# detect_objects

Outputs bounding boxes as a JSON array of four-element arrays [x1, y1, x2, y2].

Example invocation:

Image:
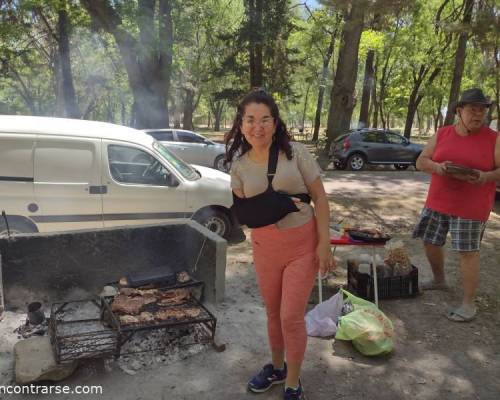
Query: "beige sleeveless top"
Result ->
[[230, 142, 321, 229]]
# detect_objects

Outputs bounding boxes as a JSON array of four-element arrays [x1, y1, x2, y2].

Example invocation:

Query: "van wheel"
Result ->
[[0, 220, 38, 238], [194, 210, 231, 239], [214, 155, 228, 172]]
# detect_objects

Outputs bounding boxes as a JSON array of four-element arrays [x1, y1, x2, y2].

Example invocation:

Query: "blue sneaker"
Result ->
[[284, 381, 306, 400], [247, 363, 287, 393]]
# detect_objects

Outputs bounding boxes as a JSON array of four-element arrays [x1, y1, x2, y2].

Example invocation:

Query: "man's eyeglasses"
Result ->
[[242, 116, 274, 127]]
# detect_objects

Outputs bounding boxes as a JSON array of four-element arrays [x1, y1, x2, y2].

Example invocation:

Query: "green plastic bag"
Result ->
[[335, 290, 394, 356], [341, 289, 377, 309]]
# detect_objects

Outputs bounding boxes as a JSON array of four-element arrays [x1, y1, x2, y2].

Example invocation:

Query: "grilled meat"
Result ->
[[155, 307, 201, 321], [120, 287, 140, 296], [138, 311, 155, 323], [112, 295, 153, 315], [183, 307, 201, 318], [119, 315, 139, 325]]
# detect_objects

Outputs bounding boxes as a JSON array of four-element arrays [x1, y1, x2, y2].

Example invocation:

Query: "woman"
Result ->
[[414, 88, 500, 322], [226, 89, 336, 400]]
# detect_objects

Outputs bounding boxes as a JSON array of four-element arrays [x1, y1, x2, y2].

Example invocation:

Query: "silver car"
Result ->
[[143, 129, 227, 172]]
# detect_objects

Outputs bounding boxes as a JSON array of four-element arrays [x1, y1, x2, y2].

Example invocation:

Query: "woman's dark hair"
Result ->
[[225, 89, 292, 163]]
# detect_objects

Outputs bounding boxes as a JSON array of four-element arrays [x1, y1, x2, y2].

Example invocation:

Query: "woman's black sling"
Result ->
[[231, 143, 311, 228]]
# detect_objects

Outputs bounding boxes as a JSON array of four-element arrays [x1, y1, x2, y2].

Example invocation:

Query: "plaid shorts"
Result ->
[[412, 208, 486, 251]]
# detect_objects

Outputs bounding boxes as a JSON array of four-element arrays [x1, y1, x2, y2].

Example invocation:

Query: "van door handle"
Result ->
[[89, 185, 107, 194]]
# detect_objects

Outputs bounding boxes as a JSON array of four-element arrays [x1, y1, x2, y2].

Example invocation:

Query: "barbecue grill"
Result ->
[[103, 294, 217, 356], [49, 270, 221, 363], [102, 273, 219, 355], [49, 298, 119, 363]]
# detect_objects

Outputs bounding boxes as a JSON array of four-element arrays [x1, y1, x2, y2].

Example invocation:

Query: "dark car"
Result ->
[[329, 129, 424, 171]]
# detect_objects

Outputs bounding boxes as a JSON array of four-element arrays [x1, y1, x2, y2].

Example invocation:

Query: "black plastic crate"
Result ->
[[347, 262, 420, 300]]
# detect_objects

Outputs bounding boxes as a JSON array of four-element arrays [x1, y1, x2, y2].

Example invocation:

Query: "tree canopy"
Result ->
[[0, 0, 498, 137]]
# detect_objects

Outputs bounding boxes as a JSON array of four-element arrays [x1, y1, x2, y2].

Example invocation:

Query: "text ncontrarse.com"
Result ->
[[0, 385, 103, 395]]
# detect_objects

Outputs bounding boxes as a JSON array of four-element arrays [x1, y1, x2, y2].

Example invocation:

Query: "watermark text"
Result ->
[[0, 385, 103, 395]]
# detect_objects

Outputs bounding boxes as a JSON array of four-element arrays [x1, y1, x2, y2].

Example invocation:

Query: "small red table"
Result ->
[[319, 234, 388, 306]]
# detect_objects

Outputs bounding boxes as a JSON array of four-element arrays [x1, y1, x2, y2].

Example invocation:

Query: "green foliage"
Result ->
[[0, 0, 497, 130]]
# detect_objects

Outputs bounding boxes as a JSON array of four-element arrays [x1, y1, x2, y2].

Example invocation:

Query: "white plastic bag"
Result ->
[[305, 291, 343, 337]]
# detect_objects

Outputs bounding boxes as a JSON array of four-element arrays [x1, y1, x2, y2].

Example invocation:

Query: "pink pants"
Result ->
[[251, 218, 319, 364]]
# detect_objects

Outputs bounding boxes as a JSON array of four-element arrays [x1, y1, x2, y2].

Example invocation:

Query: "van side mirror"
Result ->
[[165, 173, 179, 187]]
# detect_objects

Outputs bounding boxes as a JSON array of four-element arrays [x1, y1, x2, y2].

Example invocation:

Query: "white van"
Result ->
[[0, 116, 237, 239]]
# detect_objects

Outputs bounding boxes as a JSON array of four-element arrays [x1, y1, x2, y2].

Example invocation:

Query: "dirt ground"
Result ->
[[1, 168, 500, 399]]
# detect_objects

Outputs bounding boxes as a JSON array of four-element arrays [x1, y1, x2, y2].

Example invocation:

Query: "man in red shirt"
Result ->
[[414, 88, 500, 322]]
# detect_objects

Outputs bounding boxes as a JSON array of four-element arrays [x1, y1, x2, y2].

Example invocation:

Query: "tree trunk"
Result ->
[[159, 0, 174, 127], [444, 0, 474, 125], [435, 94, 445, 130], [312, 20, 339, 142], [214, 104, 224, 132], [325, 3, 365, 153], [106, 100, 114, 122], [486, 102, 494, 126], [312, 80, 327, 142], [301, 83, 311, 137], [434, 110, 439, 132], [130, 101, 137, 127], [214, 113, 220, 132], [182, 89, 194, 130], [358, 49, 374, 128], [404, 67, 441, 138], [404, 88, 419, 138], [416, 108, 422, 133], [247, 0, 264, 88], [371, 58, 378, 128], [172, 89, 181, 128], [377, 19, 401, 132], [493, 37, 500, 128], [53, 52, 65, 116], [81, 0, 173, 129], [57, 5, 80, 118], [121, 100, 127, 125]]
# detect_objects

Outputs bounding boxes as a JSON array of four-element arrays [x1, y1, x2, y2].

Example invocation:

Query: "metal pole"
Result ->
[[318, 271, 323, 304], [372, 246, 379, 307]]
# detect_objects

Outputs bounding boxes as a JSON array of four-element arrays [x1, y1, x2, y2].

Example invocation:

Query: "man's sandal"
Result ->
[[446, 306, 477, 322]]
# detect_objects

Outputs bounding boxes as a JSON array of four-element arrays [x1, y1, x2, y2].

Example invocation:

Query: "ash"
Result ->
[[57, 320, 111, 337], [55, 300, 101, 322], [115, 325, 209, 374]]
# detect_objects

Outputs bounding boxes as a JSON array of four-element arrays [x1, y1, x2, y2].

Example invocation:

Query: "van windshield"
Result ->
[[153, 141, 199, 181]]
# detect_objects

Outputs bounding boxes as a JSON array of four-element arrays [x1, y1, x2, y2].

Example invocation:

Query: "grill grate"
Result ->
[[102, 281, 217, 356], [49, 275, 219, 362], [103, 296, 216, 333], [49, 298, 119, 363]]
